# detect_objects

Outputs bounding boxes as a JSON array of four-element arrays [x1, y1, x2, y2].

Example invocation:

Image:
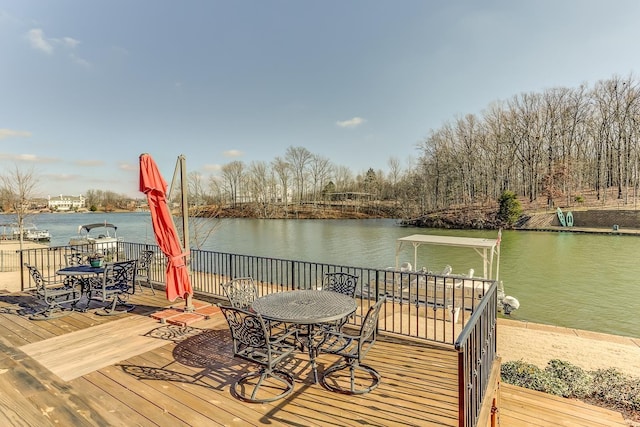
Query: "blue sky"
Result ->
[[2, 1, 640, 198]]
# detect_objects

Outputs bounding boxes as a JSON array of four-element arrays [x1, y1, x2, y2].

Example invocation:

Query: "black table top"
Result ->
[[57, 265, 105, 275], [252, 290, 357, 324]]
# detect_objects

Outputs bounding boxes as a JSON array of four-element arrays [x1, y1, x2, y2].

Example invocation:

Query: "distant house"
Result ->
[[48, 194, 86, 211]]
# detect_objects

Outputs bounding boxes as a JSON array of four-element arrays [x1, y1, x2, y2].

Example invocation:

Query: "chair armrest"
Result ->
[[269, 325, 298, 344]]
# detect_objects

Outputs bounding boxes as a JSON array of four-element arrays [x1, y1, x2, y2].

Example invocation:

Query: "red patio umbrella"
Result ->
[[139, 153, 193, 303]]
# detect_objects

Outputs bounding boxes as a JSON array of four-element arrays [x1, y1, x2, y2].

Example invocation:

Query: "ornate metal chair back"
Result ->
[[24, 263, 45, 286], [135, 250, 156, 294], [322, 272, 358, 298], [103, 259, 137, 295], [65, 252, 88, 266], [221, 277, 259, 309], [357, 297, 386, 362], [219, 305, 270, 363], [137, 250, 154, 270]]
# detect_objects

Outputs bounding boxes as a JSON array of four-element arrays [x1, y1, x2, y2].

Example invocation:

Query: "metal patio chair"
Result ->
[[316, 272, 359, 333], [88, 259, 137, 315], [318, 297, 386, 395], [221, 277, 288, 335], [135, 250, 156, 295], [219, 305, 297, 403], [321, 272, 359, 298], [64, 251, 90, 266], [221, 277, 259, 309], [24, 263, 82, 320]]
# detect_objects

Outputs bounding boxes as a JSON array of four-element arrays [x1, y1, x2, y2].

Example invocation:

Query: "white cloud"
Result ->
[[119, 162, 137, 171], [0, 129, 32, 139], [61, 37, 80, 48], [70, 53, 91, 68], [204, 164, 222, 172], [74, 159, 103, 167], [0, 153, 58, 163], [26, 29, 91, 67], [223, 149, 243, 158], [27, 28, 53, 54], [336, 117, 366, 128]]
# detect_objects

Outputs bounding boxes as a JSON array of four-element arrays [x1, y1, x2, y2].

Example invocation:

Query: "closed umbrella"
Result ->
[[139, 153, 193, 304]]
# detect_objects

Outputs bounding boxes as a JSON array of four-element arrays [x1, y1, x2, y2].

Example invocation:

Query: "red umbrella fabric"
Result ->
[[139, 153, 193, 302]]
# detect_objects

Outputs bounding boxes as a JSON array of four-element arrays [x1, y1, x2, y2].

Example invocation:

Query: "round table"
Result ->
[[57, 265, 105, 309], [252, 290, 357, 383], [252, 289, 357, 324]]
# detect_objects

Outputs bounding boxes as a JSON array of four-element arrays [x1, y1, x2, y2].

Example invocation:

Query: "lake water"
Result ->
[[15, 212, 640, 338]]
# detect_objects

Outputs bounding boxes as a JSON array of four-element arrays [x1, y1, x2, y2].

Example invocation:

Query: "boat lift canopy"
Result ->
[[79, 223, 117, 233], [395, 234, 501, 280]]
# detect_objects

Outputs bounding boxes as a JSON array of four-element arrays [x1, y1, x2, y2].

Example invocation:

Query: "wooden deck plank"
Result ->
[[18, 315, 167, 381], [0, 290, 630, 427], [499, 383, 627, 426]]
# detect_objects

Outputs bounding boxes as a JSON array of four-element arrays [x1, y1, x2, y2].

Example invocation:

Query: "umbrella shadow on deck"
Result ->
[[120, 328, 243, 391], [120, 327, 311, 394]]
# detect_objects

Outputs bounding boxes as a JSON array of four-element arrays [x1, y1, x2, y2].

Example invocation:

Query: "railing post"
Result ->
[[458, 349, 466, 426], [19, 250, 25, 291], [229, 254, 234, 281]]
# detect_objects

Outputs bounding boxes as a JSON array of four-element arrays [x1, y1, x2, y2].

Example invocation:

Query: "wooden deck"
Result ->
[[0, 288, 627, 426]]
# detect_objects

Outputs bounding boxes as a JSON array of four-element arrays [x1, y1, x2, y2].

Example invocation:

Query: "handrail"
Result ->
[[454, 282, 498, 427]]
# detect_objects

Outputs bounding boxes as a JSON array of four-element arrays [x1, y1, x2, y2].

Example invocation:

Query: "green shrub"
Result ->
[[497, 191, 522, 226], [545, 359, 591, 398], [574, 195, 585, 203], [591, 368, 640, 412], [500, 360, 567, 395], [502, 360, 640, 417]]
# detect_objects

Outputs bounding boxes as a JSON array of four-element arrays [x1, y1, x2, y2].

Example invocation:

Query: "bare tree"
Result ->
[[285, 146, 312, 204], [247, 160, 272, 217], [221, 161, 245, 207], [188, 171, 220, 249], [332, 165, 354, 192], [308, 154, 331, 205], [0, 165, 39, 251], [271, 156, 291, 214]]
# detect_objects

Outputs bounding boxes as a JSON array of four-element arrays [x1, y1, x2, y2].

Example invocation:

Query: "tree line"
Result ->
[[416, 73, 640, 211], [186, 73, 640, 219]]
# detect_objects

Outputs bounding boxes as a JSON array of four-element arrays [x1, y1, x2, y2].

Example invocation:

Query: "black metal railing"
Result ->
[[454, 283, 498, 427], [17, 241, 498, 426]]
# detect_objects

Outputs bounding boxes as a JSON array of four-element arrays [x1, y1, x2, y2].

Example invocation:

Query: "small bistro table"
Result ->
[[56, 265, 105, 310], [251, 289, 357, 383]]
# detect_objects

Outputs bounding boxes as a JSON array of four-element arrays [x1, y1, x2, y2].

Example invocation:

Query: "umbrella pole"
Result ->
[[185, 293, 193, 312], [175, 155, 194, 312]]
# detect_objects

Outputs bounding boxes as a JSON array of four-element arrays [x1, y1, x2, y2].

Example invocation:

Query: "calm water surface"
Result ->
[[18, 212, 640, 338]]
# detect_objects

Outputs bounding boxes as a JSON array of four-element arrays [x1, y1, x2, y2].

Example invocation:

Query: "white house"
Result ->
[[48, 194, 86, 211]]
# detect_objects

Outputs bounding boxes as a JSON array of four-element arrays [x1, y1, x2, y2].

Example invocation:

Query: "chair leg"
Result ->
[[147, 276, 155, 295], [231, 369, 294, 403], [96, 295, 135, 316], [136, 276, 155, 295], [321, 361, 381, 395]]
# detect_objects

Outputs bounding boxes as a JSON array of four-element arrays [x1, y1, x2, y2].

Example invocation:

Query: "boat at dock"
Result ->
[[0, 223, 51, 242], [69, 222, 123, 254], [389, 232, 520, 315]]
